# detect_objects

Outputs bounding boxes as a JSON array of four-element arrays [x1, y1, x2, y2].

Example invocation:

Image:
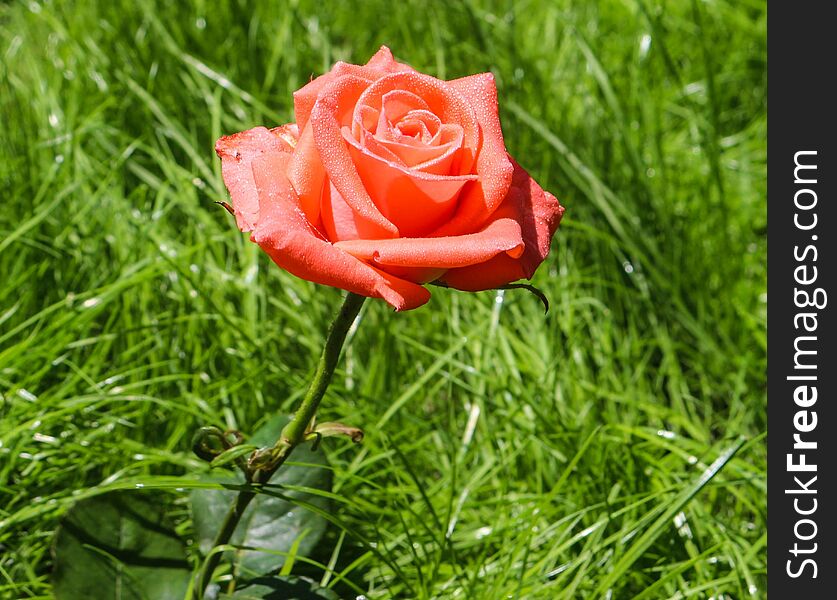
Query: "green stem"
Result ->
[[193, 292, 366, 599]]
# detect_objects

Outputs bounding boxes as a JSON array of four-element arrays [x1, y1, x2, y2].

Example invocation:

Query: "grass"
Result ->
[[0, 0, 766, 598]]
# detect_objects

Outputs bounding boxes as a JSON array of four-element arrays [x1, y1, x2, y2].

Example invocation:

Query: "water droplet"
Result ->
[[18, 389, 37, 402], [195, 17, 207, 29], [639, 34, 652, 58], [55, 154, 64, 164], [48, 113, 60, 127], [82, 297, 101, 308], [622, 261, 634, 274], [656, 429, 675, 439], [243, 264, 258, 284], [89, 69, 108, 92], [135, 483, 145, 489]]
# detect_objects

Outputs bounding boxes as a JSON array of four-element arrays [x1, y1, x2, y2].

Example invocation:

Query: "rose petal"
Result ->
[[378, 90, 433, 128], [319, 180, 396, 242], [354, 104, 380, 135], [293, 65, 374, 132], [374, 136, 454, 171], [334, 217, 524, 269], [215, 126, 296, 232], [439, 158, 564, 290], [364, 45, 413, 72], [294, 46, 414, 131], [249, 151, 430, 310], [369, 125, 458, 170], [401, 124, 464, 175], [310, 75, 400, 238], [286, 122, 325, 225], [354, 71, 480, 175], [431, 73, 514, 237], [438, 253, 528, 291], [343, 129, 476, 237], [510, 164, 564, 278]]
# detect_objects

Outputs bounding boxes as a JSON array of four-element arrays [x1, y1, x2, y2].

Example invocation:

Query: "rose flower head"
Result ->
[[216, 46, 564, 310]]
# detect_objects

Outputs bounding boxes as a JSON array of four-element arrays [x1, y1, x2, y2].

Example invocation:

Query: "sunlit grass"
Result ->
[[1, 0, 765, 597]]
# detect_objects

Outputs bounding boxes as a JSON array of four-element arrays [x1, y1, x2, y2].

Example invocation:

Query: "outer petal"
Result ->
[[310, 75, 400, 238], [334, 217, 524, 269], [431, 73, 514, 237], [439, 158, 564, 291], [248, 151, 430, 310], [215, 126, 296, 232], [364, 45, 414, 72]]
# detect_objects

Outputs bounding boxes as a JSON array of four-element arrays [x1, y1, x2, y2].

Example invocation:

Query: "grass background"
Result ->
[[0, 0, 766, 598]]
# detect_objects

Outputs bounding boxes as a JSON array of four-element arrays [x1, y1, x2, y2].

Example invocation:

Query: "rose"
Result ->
[[216, 46, 564, 311]]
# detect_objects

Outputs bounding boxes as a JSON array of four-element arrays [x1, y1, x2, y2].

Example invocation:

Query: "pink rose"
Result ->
[[216, 46, 564, 310]]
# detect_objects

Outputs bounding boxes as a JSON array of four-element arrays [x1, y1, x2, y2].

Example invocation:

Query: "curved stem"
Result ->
[[278, 291, 366, 447], [193, 292, 366, 599]]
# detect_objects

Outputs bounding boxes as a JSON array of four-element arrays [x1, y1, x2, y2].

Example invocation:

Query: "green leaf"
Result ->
[[210, 444, 258, 469], [219, 576, 339, 599], [52, 491, 191, 600], [191, 415, 332, 576]]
